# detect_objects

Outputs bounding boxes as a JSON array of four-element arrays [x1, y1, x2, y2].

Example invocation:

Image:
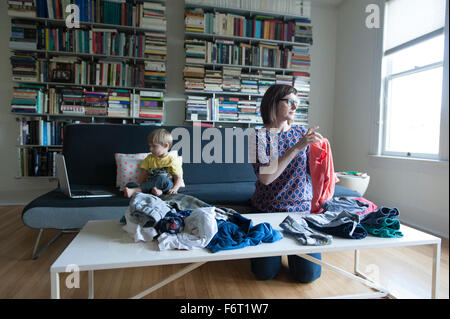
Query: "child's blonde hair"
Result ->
[[148, 129, 173, 148]]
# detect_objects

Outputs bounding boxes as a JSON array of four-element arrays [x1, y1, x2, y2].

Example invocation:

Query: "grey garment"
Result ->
[[322, 197, 369, 215], [160, 193, 211, 211], [303, 210, 361, 237], [148, 167, 172, 180], [280, 215, 332, 246], [129, 192, 172, 227]]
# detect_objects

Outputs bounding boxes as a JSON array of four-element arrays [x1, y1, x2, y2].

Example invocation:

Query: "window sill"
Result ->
[[368, 154, 449, 168]]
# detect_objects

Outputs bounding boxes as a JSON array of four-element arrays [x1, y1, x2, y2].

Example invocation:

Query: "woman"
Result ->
[[250, 84, 323, 282]]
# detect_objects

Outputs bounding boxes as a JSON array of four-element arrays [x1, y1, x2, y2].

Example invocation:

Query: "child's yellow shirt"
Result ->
[[140, 153, 183, 176]]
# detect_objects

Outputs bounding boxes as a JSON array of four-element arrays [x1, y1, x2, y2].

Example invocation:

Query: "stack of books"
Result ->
[[294, 18, 313, 45], [11, 85, 43, 114], [294, 108, 308, 124], [11, 53, 37, 82], [276, 74, 293, 86], [184, 9, 204, 32], [222, 67, 241, 92], [143, 61, 166, 87], [293, 71, 310, 108], [9, 19, 37, 51], [8, 0, 36, 18], [241, 72, 259, 94], [140, 1, 166, 31], [185, 39, 206, 64], [204, 70, 222, 92], [289, 45, 310, 71], [185, 95, 208, 121], [218, 97, 239, 121], [84, 91, 108, 115], [139, 91, 163, 121], [60, 88, 85, 115], [237, 98, 262, 123], [108, 90, 130, 117], [184, 66, 205, 91], [258, 70, 276, 94], [144, 32, 167, 60]]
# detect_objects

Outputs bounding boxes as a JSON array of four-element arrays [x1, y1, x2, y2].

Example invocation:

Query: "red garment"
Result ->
[[309, 138, 338, 214], [354, 197, 378, 216]]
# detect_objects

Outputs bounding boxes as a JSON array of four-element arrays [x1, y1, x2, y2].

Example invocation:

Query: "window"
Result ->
[[380, 0, 447, 159]]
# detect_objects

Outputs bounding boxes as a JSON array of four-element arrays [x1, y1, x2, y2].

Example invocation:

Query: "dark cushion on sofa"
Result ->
[[179, 182, 255, 206]]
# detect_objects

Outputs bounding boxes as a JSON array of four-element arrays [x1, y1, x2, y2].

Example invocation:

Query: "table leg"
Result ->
[[88, 270, 94, 299], [50, 272, 60, 299], [354, 249, 360, 274], [432, 242, 441, 299]]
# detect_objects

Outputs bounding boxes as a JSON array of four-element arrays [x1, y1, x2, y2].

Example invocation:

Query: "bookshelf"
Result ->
[[183, 0, 312, 127], [8, 0, 167, 178]]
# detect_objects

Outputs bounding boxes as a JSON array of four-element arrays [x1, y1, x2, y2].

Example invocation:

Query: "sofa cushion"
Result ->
[[179, 182, 255, 206]]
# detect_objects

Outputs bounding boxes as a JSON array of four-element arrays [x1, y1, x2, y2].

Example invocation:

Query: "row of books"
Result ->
[[19, 119, 67, 145], [10, 19, 167, 59], [12, 86, 164, 120], [20, 147, 60, 177], [185, 9, 311, 44], [184, 65, 310, 97], [8, 0, 167, 31], [185, 0, 311, 18], [10, 54, 166, 89], [186, 95, 262, 123], [185, 39, 310, 70]]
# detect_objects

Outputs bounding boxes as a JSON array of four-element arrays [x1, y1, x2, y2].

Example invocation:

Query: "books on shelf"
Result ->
[[11, 52, 37, 82], [138, 90, 163, 120], [9, 19, 37, 51], [11, 84, 44, 113], [19, 118, 66, 146], [185, 8, 312, 44], [8, 0, 36, 18], [185, 0, 311, 18], [108, 90, 130, 117], [140, 1, 167, 31], [20, 147, 60, 177], [188, 38, 293, 69]]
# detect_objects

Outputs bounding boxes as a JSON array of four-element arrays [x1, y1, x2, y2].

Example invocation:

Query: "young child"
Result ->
[[124, 128, 184, 198]]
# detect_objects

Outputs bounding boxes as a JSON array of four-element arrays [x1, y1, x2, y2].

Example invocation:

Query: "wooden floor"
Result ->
[[0, 206, 448, 299]]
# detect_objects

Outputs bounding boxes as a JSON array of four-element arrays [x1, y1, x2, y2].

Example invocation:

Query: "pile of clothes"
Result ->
[[121, 192, 283, 252], [280, 197, 403, 246]]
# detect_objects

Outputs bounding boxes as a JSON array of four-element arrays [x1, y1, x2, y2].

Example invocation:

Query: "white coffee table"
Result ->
[[50, 213, 441, 299]]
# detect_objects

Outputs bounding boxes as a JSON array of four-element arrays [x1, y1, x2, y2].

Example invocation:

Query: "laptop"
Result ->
[[56, 154, 116, 199]]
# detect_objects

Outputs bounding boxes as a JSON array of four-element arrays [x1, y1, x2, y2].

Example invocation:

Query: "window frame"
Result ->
[[380, 28, 446, 160]]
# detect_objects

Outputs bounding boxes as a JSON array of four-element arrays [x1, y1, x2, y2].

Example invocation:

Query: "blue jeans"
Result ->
[[250, 253, 322, 283], [126, 174, 173, 194]]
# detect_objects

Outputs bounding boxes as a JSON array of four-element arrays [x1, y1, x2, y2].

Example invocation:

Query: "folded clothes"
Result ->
[[321, 197, 377, 217], [280, 215, 332, 246], [304, 210, 368, 239], [360, 207, 403, 238]]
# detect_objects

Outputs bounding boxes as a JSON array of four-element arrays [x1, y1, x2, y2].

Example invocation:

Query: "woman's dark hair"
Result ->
[[259, 84, 297, 124]]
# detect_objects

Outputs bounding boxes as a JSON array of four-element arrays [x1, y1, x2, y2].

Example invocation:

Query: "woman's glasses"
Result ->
[[279, 98, 300, 108]]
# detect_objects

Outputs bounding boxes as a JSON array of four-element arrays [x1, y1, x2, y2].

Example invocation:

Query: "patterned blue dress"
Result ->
[[251, 125, 313, 213]]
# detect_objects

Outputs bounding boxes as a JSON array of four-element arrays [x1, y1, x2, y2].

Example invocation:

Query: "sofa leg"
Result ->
[[32, 228, 78, 260], [32, 229, 64, 260]]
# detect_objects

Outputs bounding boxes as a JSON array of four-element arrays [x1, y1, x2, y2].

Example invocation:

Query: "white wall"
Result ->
[[333, 0, 449, 237], [0, 1, 339, 204]]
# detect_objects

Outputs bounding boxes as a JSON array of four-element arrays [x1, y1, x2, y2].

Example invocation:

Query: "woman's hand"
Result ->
[[295, 126, 323, 151]]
